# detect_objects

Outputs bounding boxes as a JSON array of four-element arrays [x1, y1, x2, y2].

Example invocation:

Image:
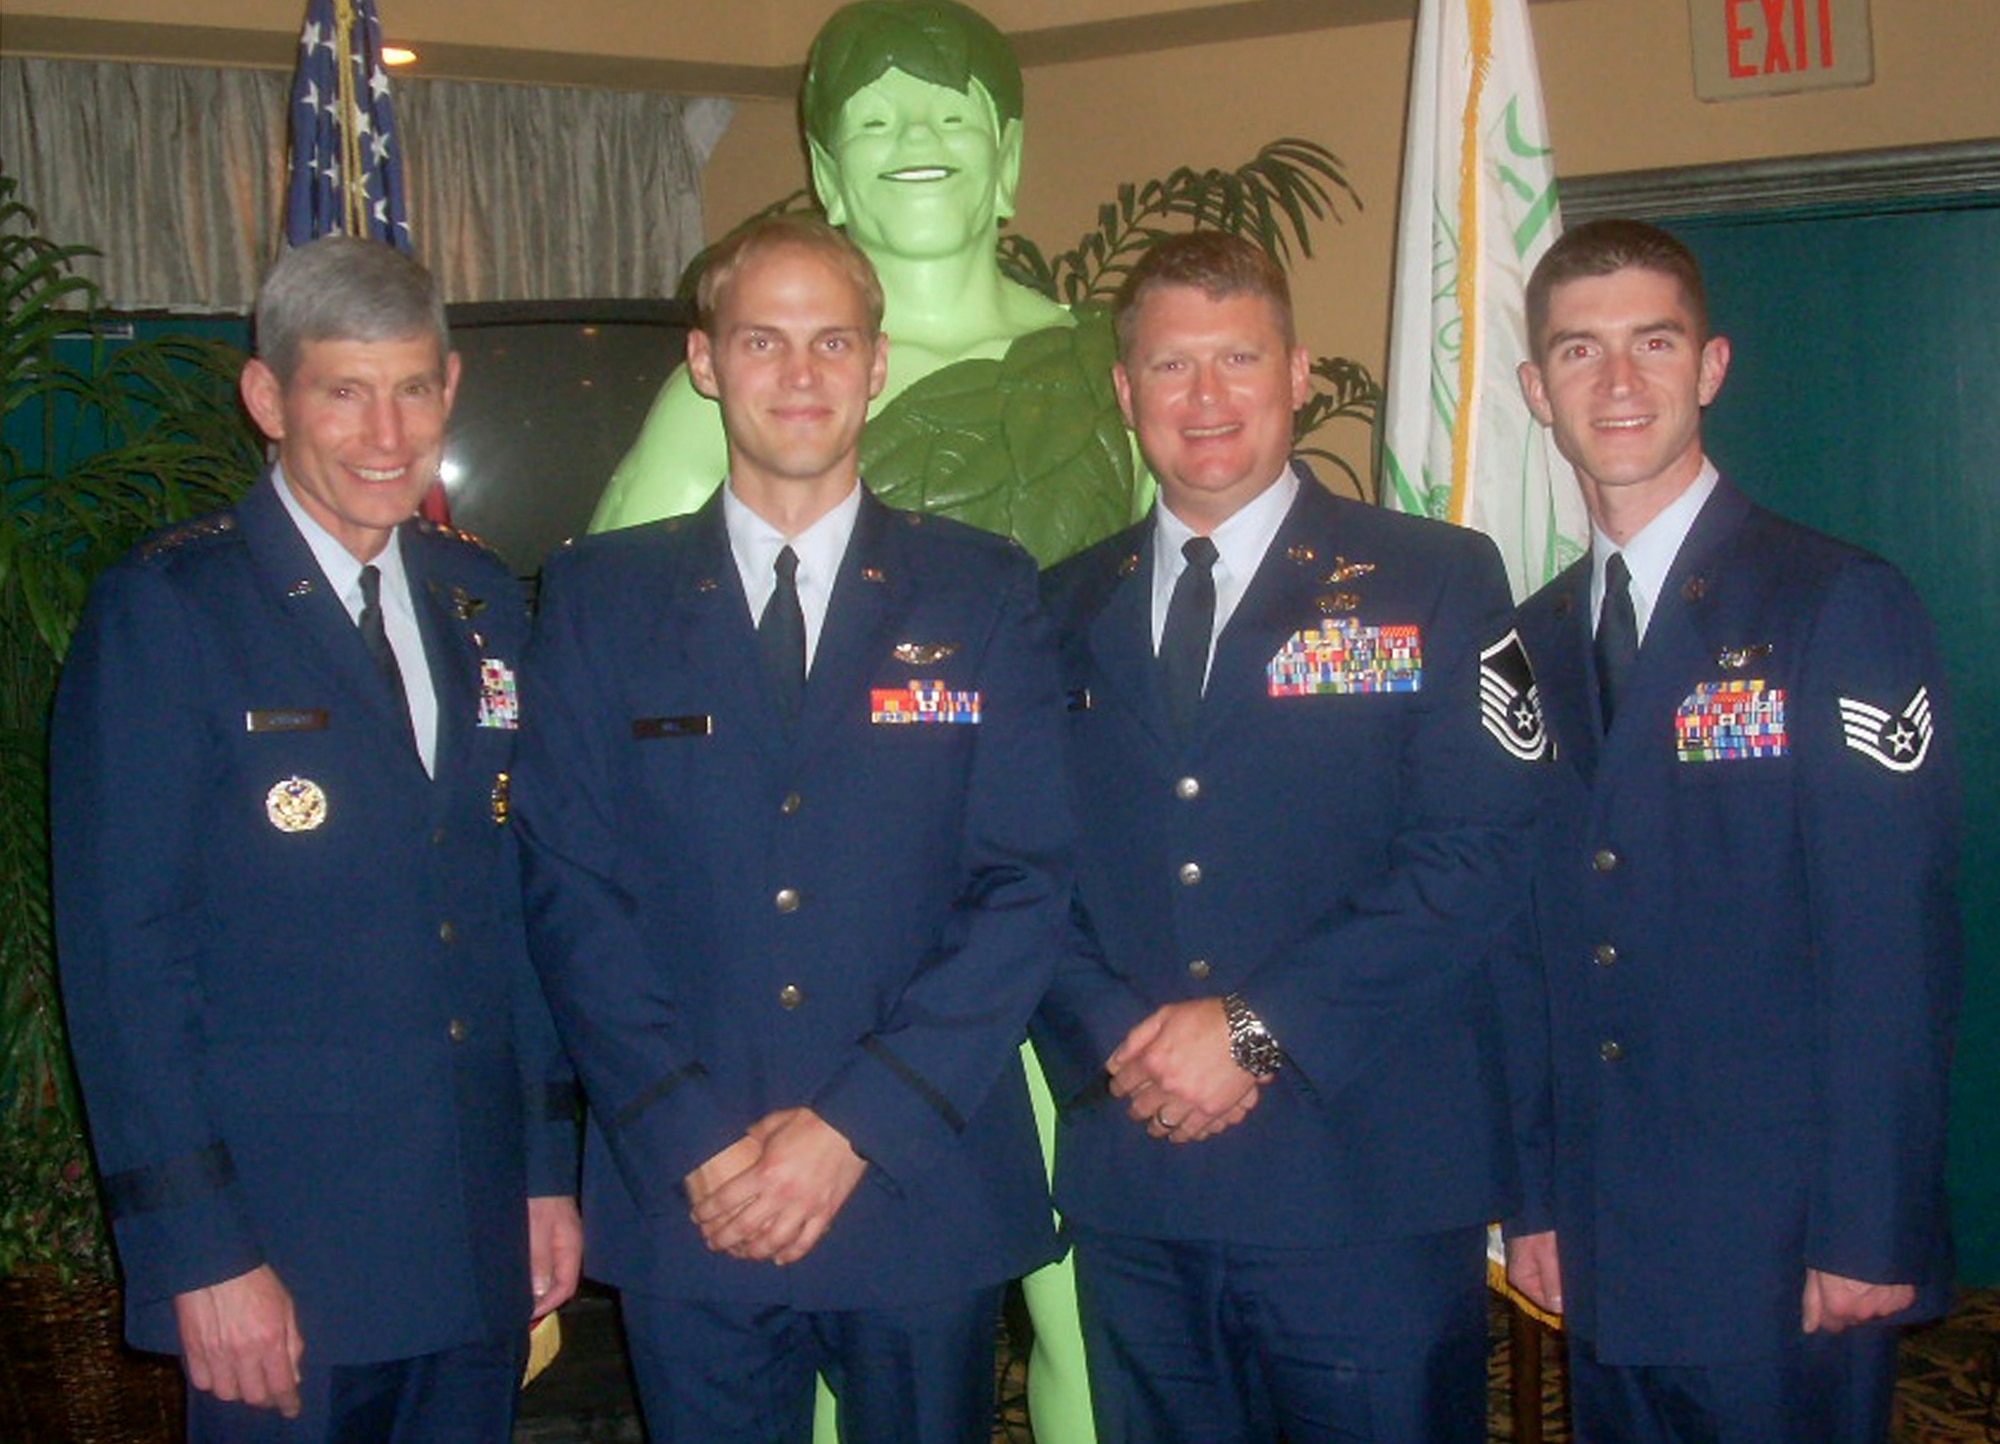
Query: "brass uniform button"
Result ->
[[1178, 863, 1203, 887], [780, 792, 803, 816], [438, 920, 457, 944], [1187, 959, 1212, 980], [774, 888, 801, 914], [778, 985, 804, 1010], [1591, 849, 1619, 873], [1594, 943, 1619, 967], [1174, 776, 1201, 800], [1599, 1040, 1624, 1062], [448, 1019, 469, 1043]]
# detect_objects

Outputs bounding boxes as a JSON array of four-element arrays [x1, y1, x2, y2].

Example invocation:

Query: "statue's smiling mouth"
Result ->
[[881, 166, 956, 182]]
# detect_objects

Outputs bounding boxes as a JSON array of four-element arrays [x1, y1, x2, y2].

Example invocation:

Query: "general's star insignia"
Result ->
[[1838, 685, 1935, 773]]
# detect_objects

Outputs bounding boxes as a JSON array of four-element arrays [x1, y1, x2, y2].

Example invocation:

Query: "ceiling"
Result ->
[[0, 0, 1543, 96]]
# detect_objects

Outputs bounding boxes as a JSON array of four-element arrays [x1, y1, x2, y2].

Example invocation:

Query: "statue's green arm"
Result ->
[[590, 366, 728, 532]]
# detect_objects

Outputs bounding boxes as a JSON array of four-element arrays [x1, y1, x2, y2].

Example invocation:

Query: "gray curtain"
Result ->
[[0, 56, 726, 311]]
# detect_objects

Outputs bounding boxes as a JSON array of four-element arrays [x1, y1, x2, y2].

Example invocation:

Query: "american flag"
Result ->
[[284, 0, 411, 253]]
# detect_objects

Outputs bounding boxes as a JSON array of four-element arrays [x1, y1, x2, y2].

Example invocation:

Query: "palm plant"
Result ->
[[0, 173, 260, 1282]]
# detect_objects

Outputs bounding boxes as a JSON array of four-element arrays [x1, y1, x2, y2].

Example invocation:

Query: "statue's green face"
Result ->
[[812, 67, 1022, 265]]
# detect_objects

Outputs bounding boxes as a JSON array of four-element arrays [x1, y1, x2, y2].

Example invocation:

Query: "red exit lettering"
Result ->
[[1726, 0, 1838, 78]]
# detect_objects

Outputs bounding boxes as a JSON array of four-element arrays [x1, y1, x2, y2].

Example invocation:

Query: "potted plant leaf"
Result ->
[[0, 172, 261, 1440]]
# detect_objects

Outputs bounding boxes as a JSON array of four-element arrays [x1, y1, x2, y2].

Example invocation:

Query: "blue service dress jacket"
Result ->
[[1509, 478, 1963, 1365], [1034, 468, 1548, 1247], [52, 474, 578, 1361], [513, 487, 1070, 1309]]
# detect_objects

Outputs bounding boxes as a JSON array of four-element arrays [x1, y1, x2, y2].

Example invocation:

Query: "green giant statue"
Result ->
[[590, 0, 1149, 567]]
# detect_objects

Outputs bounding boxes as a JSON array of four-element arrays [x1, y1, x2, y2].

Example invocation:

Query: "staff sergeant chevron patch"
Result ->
[[1839, 685, 1935, 773]]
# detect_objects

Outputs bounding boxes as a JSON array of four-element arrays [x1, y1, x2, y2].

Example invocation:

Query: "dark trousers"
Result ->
[[1568, 1325, 1901, 1444], [184, 1331, 525, 1444], [1071, 1223, 1488, 1444], [620, 1284, 1006, 1444]]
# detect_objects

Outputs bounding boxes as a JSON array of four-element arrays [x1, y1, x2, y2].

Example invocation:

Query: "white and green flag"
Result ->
[[1382, 0, 1587, 601]]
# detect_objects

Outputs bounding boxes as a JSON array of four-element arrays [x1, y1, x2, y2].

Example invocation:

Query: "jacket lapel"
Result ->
[[1600, 482, 1753, 774], [796, 491, 908, 762], [1531, 558, 1601, 783], [1208, 477, 1344, 728], [1084, 525, 1176, 758], [666, 497, 790, 767], [239, 476, 424, 761]]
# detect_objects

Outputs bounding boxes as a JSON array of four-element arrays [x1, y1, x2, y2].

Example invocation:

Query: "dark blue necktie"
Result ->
[[758, 545, 805, 721], [1595, 551, 1638, 730], [1160, 535, 1219, 739], [359, 563, 412, 729]]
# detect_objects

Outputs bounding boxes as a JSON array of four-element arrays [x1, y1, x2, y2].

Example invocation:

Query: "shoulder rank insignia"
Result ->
[[892, 642, 959, 666], [1479, 630, 1548, 760], [266, 776, 327, 832], [1839, 685, 1934, 773], [139, 513, 236, 561], [451, 586, 488, 621], [1324, 558, 1376, 585], [1116, 552, 1142, 579]]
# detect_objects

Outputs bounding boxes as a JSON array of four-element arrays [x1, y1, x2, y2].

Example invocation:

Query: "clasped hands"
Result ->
[[1107, 997, 1268, 1144], [684, 1107, 868, 1266]]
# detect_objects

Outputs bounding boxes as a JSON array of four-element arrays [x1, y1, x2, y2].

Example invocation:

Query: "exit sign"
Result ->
[[1690, 0, 1873, 100]]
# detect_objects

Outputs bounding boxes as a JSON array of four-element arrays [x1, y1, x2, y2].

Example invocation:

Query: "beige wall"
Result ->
[[703, 0, 2000, 377]]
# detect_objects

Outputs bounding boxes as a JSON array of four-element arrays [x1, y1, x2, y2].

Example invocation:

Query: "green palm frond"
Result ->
[[997, 138, 1359, 305]]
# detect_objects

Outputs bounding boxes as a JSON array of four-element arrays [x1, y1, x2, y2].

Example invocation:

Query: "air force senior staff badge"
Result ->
[[266, 776, 328, 832], [1839, 685, 1935, 773], [1479, 631, 1548, 761]]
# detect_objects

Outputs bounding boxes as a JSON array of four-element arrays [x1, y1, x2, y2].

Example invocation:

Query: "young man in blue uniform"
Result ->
[[1035, 231, 1546, 1443], [513, 214, 1071, 1441], [1505, 218, 1962, 1443], [53, 235, 582, 1442]]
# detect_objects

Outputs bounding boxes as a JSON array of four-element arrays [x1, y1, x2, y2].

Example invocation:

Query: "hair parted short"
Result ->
[[1524, 218, 1711, 356], [694, 213, 887, 336], [254, 234, 449, 386], [1112, 230, 1298, 359]]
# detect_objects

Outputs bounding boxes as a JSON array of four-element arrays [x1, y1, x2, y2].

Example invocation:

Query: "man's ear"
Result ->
[[685, 329, 721, 400], [1112, 363, 1136, 430], [1697, 334, 1731, 407], [808, 140, 847, 228], [993, 118, 1025, 223], [1518, 360, 1554, 427], [240, 358, 288, 443]]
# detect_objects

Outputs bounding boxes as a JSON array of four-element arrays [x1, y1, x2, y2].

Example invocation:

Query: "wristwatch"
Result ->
[[1222, 992, 1285, 1079]]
